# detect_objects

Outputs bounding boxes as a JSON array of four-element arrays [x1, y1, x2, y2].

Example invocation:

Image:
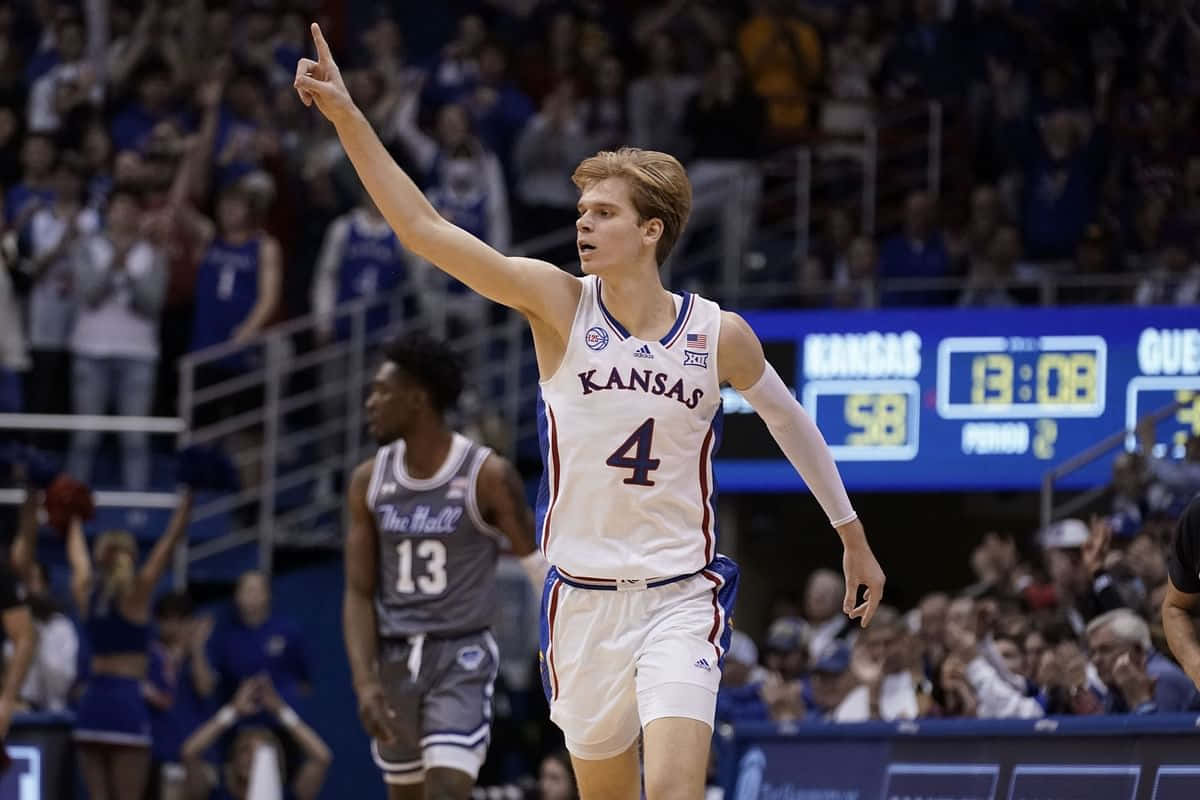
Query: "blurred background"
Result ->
[[1, 0, 1200, 798]]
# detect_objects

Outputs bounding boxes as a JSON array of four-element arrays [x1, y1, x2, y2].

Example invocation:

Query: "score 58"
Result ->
[[845, 393, 908, 446], [804, 380, 921, 461]]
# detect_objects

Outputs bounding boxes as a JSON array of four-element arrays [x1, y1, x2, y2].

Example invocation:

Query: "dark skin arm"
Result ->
[[1163, 577, 1200, 689], [476, 453, 538, 558], [344, 458, 398, 743]]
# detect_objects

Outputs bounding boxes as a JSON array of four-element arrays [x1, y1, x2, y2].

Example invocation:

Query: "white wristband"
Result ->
[[216, 706, 237, 728], [277, 706, 300, 728]]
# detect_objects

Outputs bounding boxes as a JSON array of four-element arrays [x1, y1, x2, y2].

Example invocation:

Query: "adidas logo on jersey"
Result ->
[[633, 344, 654, 359], [694, 658, 712, 672]]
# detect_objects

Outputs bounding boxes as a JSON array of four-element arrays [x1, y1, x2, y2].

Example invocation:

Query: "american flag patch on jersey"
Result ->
[[686, 333, 707, 350]]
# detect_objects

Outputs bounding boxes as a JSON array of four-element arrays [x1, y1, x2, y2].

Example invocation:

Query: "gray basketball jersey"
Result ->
[[367, 433, 505, 638]]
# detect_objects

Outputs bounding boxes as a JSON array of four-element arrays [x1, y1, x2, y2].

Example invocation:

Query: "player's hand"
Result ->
[[294, 23, 355, 124], [841, 526, 885, 628], [356, 680, 399, 744]]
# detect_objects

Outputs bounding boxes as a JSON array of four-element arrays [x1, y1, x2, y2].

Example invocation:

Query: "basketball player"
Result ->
[[299, 24, 884, 800], [1164, 495, 1200, 689], [344, 334, 547, 798]]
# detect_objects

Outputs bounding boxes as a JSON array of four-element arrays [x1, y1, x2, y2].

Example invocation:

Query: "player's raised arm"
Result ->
[[294, 23, 577, 321], [718, 310, 886, 627]]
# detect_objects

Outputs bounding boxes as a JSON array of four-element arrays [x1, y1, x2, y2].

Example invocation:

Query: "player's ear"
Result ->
[[641, 217, 663, 247]]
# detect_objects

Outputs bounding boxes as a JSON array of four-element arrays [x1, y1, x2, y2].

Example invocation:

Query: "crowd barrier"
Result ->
[[715, 714, 1200, 800]]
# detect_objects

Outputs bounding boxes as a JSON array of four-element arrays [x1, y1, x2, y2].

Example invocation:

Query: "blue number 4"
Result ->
[[606, 418, 660, 486]]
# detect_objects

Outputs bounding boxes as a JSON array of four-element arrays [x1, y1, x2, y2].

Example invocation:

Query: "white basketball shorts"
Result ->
[[538, 555, 739, 760]]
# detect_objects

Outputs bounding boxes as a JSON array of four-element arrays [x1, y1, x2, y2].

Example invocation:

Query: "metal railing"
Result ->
[[176, 284, 535, 580], [0, 414, 186, 510], [1040, 399, 1189, 531]]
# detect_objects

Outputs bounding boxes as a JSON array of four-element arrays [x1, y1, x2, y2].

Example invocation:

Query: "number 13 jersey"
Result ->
[[536, 275, 724, 580], [367, 434, 505, 638]]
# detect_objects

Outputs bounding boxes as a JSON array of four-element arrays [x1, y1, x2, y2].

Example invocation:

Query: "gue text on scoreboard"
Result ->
[[1124, 327, 1200, 455]]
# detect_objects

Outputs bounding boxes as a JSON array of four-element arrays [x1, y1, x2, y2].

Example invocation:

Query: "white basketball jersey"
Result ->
[[535, 275, 723, 580]]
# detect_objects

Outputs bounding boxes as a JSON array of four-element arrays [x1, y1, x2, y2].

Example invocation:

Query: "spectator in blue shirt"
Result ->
[[1020, 108, 1108, 261], [879, 190, 952, 306], [464, 42, 534, 181], [143, 590, 217, 800], [211, 571, 311, 711], [4, 133, 56, 226], [110, 57, 177, 154], [1086, 608, 1200, 713]]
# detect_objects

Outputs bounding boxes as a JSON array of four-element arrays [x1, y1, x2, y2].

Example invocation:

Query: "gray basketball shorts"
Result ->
[[371, 630, 499, 786]]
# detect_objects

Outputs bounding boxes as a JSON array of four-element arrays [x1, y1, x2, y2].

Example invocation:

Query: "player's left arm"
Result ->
[[477, 453, 550, 590], [718, 310, 886, 627]]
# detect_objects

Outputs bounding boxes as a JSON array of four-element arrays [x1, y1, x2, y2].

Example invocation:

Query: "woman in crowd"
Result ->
[[67, 487, 193, 800]]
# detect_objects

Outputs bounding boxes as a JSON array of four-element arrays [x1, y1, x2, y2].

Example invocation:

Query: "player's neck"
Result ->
[[402, 425, 455, 480], [598, 270, 676, 341]]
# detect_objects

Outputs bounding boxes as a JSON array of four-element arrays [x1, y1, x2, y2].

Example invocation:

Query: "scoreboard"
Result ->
[[716, 306, 1200, 491]]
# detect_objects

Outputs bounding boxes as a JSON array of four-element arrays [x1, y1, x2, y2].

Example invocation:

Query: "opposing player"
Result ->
[[299, 24, 884, 800], [1164, 495, 1200, 690], [344, 334, 547, 798]]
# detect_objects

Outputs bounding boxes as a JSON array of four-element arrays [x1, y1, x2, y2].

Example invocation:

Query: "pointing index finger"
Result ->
[[311, 22, 333, 63]]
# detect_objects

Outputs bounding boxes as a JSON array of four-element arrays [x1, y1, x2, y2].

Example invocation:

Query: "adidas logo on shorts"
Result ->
[[694, 658, 712, 672]]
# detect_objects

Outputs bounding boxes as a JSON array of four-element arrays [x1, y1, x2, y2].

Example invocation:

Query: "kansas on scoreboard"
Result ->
[[716, 307, 1200, 491]]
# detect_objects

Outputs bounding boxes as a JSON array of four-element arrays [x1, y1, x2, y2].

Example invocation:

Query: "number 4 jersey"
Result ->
[[367, 434, 505, 638], [536, 274, 724, 580]]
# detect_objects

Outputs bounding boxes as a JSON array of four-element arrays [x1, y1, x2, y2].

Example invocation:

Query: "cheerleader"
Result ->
[[67, 488, 192, 800]]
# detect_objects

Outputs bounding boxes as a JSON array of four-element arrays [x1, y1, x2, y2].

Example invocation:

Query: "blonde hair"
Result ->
[[571, 148, 692, 266], [94, 530, 138, 601]]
